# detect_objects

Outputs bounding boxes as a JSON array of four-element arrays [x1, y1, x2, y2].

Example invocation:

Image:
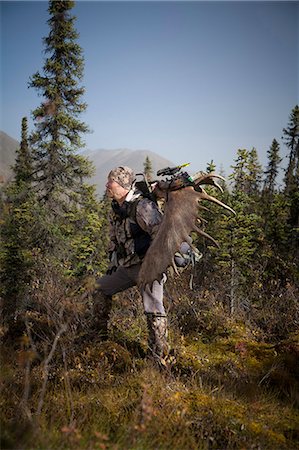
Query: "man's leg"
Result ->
[[142, 277, 169, 361], [92, 292, 112, 339], [146, 313, 169, 360], [93, 266, 137, 339]]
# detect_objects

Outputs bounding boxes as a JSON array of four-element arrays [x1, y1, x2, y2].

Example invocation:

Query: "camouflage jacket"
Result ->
[[108, 188, 163, 268]]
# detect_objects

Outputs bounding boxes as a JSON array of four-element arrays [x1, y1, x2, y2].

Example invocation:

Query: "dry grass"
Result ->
[[1, 281, 299, 450]]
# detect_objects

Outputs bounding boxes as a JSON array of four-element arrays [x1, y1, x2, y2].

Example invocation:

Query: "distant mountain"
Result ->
[[0, 132, 174, 194], [0, 131, 19, 183], [83, 148, 174, 196]]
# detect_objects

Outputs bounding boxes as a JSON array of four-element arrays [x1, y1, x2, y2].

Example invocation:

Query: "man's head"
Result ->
[[106, 166, 135, 202]]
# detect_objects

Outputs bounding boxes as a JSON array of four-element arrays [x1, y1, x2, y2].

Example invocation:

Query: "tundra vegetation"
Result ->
[[0, 1, 298, 449]]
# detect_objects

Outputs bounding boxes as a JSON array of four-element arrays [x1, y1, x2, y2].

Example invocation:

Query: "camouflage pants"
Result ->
[[93, 264, 168, 357], [94, 264, 166, 315], [146, 314, 169, 360]]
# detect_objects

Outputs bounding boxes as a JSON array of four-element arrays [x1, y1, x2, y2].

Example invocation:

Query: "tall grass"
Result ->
[[1, 273, 298, 449]]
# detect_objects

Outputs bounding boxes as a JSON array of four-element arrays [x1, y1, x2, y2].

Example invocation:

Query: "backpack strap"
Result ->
[[134, 180, 158, 204], [126, 197, 140, 223]]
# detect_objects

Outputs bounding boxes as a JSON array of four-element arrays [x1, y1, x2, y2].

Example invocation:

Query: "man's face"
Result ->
[[106, 177, 128, 201]]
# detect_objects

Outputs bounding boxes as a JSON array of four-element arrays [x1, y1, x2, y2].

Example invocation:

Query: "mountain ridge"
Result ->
[[0, 131, 19, 183], [0, 131, 174, 194]]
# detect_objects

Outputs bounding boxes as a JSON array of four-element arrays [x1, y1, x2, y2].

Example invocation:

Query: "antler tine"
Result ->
[[213, 181, 224, 193], [198, 204, 211, 213], [198, 189, 236, 215], [209, 172, 226, 182], [197, 217, 208, 225], [193, 172, 225, 193], [192, 171, 226, 184], [194, 178, 224, 193], [193, 225, 219, 247], [193, 173, 225, 193]]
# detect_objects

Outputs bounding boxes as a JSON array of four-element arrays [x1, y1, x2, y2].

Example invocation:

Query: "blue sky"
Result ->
[[1, 1, 298, 178]]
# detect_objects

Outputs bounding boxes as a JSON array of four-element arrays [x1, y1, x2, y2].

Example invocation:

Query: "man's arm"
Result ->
[[135, 198, 163, 238]]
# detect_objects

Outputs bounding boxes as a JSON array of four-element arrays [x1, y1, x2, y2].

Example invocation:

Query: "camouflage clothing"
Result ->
[[146, 314, 169, 360], [93, 182, 169, 361], [108, 166, 134, 190], [107, 188, 162, 269]]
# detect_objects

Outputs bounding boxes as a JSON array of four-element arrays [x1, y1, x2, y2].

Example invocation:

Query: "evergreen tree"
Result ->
[[282, 105, 299, 233], [206, 160, 216, 173], [246, 148, 262, 196], [63, 186, 110, 277], [28, 0, 90, 209], [229, 148, 262, 196], [0, 119, 36, 321], [229, 149, 249, 193], [260, 138, 289, 255], [14, 117, 32, 185], [263, 139, 282, 196], [143, 156, 153, 181], [283, 105, 299, 195], [26, 0, 106, 275], [207, 149, 265, 313]]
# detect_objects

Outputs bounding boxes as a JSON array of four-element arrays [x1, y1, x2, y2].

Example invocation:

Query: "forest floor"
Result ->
[[1, 282, 299, 450]]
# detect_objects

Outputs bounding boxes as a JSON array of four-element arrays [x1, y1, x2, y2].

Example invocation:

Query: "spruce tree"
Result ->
[[229, 149, 249, 193], [246, 147, 262, 196], [211, 149, 266, 313], [1, 119, 36, 322], [25, 0, 108, 279], [261, 138, 289, 252], [143, 155, 153, 181], [206, 160, 216, 173], [63, 185, 110, 277], [282, 105, 299, 233], [283, 105, 299, 195], [263, 139, 282, 196], [14, 117, 32, 186], [28, 0, 91, 209]]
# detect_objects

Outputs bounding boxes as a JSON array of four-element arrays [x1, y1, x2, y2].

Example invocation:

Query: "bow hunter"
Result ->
[[93, 164, 234, 364]]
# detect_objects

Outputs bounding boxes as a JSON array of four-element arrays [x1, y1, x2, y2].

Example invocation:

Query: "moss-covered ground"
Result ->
[[1, 287, 298, 450]]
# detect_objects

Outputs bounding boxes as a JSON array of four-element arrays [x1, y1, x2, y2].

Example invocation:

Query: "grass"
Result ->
[[1, 289, 299, 450]]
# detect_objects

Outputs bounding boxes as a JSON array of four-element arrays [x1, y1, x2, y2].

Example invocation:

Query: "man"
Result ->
[[93, 166, 169, 362]]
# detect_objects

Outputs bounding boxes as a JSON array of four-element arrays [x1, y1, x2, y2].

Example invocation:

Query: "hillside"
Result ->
[[1, 274, 298, 450], [0, 131, 19, 183]]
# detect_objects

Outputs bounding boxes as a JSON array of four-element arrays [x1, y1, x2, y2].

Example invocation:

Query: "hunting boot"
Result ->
[[146, 313, 170, 364], [92, 291, 113, 340]]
